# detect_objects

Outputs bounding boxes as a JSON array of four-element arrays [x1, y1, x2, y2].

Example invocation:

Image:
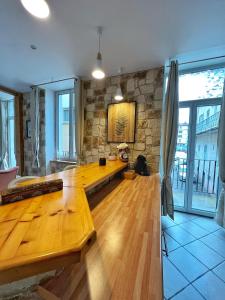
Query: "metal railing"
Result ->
[[171, 158, 219, 196]]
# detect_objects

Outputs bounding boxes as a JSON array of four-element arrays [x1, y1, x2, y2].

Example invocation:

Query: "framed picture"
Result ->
[[107, 102, 136, 143], [26, 120, 31, 139]]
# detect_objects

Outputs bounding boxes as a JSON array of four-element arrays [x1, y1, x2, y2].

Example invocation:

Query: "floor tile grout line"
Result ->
[[165, 225, 225, 270], [190, 283, 207, 300], [211, 264, 225, 284], [199, 234, 225, 259], [165, 224, 221, 249], [165, 249, 210, 284], [163, 213, 225, 299]]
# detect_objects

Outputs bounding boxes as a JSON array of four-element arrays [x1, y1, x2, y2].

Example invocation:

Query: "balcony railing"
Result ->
[[196, 111, 220, 134], [171, 158, 220, 196]]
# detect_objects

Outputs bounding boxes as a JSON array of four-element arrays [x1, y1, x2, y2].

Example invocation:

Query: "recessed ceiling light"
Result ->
[[20, 0, 50, 19]]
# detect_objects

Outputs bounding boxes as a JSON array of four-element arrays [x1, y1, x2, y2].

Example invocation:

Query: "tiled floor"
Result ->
[[162, 211, 225, 300]]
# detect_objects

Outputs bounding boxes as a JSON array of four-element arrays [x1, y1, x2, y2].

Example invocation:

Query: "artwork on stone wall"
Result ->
[[107, 102, 136, 143]]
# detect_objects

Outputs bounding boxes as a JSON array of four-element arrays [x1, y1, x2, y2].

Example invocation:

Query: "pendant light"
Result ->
[[20, 0, 50, 19], [114, 67, 124, 101], [92, 27, 105, 80]]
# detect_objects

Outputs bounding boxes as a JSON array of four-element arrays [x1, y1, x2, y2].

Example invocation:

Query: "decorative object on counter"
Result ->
[[123, 170, 136, 180], [117, 143, 129, 162], [134, 155, 150, 176], [108, 153, 117, 161], [99, 157, 106, 166], [1, 179, 63, 205], [108, 102, 136, 143]]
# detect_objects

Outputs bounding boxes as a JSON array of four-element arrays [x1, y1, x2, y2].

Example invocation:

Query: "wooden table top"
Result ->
[[19, 160, 127, 191], [0, 160, 127, 282]]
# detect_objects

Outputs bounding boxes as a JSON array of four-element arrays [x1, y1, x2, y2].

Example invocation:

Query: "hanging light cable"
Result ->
[[114, 67, 124, 101], [92, 27, 105, 80]]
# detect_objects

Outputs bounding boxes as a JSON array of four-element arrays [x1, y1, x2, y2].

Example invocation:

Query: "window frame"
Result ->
[[55, 89, 75, 161]]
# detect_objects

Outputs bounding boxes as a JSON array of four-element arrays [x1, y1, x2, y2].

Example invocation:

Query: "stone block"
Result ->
[[98, 145, 105, 153], [86, 119, 93, 129], [106, 86, 117, 94], [152, 136, 161, 146], [138, 79, 145, 86], [147, 109, 161, 119], [151, 146, 160, 155], [127, 79, 135, 92], [92, 149, 98, 156], [146, 69, 157, 83], [154, 87, 163, 100], [145, 128, 151, 136], [94, 88, 106, 96], [140, 84, 154, 95], [134, 143, 145, 151], [146, 136, 152, 145], [92, 155, 99, 162], [86, 104, 95, 112], [93, 118, 100, 125], [87, 89, 94, 97], [138, 112, 146, 120], [134, 88, 140, 96], [137, 120, 148, 129], [92, 137, 99, 148], [137, 103, 145, 112], [136, 129, 145, 142], [92, 126, 99, 137], [100, 118, 106, 126], [153, 100, 162, 109], [86, 156, 93, 164], [111, 76, 120, 85], [136, 95, 145, 103]]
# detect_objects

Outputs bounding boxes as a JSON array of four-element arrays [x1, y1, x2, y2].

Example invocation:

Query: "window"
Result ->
[[179, 67, 225, 101], [56, 90, 75, 160], [0, 98, 16, 168], [63, 108, 69, 122]]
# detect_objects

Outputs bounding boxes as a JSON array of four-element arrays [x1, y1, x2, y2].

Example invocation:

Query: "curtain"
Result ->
[[215, 79, 225, 227], [160, 61, 179, 219], [14, 94, 24, 175], [75, 78, 84, 163], [30, 87, 40, 168], [0, 101, 8, 170]]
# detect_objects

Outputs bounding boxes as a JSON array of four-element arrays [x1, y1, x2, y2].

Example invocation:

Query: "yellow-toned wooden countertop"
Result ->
[[0, 160, 127, 284]]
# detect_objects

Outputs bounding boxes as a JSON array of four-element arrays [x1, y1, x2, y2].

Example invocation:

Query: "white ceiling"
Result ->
[[1, 0, 225, 92]]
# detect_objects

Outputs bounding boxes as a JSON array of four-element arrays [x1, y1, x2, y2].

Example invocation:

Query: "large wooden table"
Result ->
[[0, 160, 127, 284]]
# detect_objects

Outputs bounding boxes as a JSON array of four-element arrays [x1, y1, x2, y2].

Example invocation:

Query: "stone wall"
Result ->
[[23, 90, 46, 176], [83, 67, 163, 173]]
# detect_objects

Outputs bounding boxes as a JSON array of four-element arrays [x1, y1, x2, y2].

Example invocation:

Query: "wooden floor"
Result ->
[[39, 174, 162, 300]]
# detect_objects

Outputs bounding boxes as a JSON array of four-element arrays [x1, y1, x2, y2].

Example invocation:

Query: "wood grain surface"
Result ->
[[40, 174, 162, 300], [0, 160, 127, 284]]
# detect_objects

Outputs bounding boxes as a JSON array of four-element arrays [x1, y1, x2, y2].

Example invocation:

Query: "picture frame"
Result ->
[[107, 101, 136, 143], [26, 119, 31, 139]]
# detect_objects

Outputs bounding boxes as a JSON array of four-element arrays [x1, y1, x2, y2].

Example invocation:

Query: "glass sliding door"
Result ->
[[172, 108, 190, 209], [172, 66, 224, 216], [173, 101, 221, 216], [191, 105, 221, 213]]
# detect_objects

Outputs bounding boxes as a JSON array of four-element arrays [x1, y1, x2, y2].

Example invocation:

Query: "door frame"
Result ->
[[175, 97, 221, 217]]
